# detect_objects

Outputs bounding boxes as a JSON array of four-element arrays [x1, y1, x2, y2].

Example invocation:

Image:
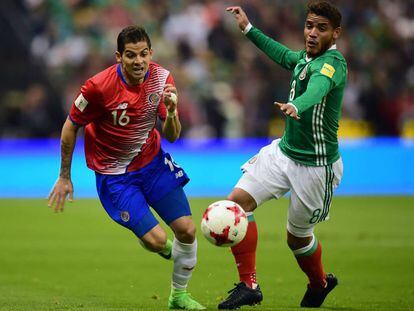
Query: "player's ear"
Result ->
[[149, 48, 153, 60], [333, 27, 341, 40], [115, 51, 122, 63]]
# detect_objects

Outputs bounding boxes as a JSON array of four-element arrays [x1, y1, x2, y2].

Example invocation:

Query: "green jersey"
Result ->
[[246, 26, 347, 166]]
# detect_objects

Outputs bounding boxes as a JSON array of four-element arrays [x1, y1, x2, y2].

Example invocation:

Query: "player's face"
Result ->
[[116, 41, 152, 85], [304, 13, 341, 58]]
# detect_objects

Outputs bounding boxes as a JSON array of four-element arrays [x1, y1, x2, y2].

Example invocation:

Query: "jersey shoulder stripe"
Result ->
[[149, 62, 170, 85]]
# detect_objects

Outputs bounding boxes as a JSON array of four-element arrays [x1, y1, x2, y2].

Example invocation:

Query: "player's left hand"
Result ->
[[275, 102, 301, 120], [226, 6, 250, 31], [163, 84, 178, 113]]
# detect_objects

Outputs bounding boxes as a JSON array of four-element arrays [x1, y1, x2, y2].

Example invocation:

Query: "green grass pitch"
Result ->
[[0, 197, 413, 310]]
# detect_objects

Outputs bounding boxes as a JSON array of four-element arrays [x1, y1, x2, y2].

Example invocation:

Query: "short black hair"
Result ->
[[307, 1, 342, 28], [117, 26, 151, 54]]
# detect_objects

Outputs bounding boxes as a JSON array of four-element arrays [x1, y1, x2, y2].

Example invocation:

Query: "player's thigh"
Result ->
[[236, 139, 290, 207], [151, 186, 192, 227], [233, 173, 273, 211], [287, 159, 343, 237], [95, 173, 159, 238], [142, 150, 192, 225], [227, 187, 258, 212]]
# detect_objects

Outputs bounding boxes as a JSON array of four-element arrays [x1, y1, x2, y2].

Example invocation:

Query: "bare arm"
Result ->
[[226, 6, 250, 31], [47, 118, 79, 212], [162, 83, 181, 142]]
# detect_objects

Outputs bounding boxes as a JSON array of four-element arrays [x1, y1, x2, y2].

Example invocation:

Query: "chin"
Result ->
[[307, 49, 321, 58]]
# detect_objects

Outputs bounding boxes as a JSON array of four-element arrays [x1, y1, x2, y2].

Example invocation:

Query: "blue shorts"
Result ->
[[95, 149, 191, 238]]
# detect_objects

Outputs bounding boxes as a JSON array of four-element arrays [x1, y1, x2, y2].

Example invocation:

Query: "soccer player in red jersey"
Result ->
[[48, 26, 205, 310]]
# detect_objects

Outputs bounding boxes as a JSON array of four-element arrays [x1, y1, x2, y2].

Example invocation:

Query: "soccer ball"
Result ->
[[201, 200, 248, 247]]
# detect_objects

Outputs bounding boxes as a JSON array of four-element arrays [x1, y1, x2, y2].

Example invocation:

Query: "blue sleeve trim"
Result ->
[[68, 115, 83, 127]]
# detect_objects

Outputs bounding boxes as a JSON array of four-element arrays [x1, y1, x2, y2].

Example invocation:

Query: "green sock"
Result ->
[[159, 239, 173, 257]]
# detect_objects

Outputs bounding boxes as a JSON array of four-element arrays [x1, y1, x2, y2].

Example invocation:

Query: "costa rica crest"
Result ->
[[121, 211, 130, 222], [148, 92, 161, 105]]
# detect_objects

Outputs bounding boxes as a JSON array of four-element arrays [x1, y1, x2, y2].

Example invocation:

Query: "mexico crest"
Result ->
[[299, 64, 309, 80]]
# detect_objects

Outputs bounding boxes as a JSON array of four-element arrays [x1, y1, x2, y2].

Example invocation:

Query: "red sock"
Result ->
[[295, 241, 327, 289], [231, 219, 258, 288]]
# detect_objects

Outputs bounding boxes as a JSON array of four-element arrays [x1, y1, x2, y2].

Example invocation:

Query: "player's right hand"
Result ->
[[226, 6, 250, 31], [47, 177, 74, 213]]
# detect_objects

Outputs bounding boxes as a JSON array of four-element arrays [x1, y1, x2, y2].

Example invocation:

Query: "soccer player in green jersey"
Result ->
[[219, 1, 347, 309]]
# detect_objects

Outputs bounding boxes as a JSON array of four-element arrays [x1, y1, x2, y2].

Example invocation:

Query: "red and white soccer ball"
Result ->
[[201, 200, 248, 247]]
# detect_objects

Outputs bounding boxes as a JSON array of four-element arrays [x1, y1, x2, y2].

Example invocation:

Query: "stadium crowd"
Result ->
[[1, 0, 413, 138]]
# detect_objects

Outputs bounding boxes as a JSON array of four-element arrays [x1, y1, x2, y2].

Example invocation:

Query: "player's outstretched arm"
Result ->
[[48, 118, 79, 212], [162, 83, 181, 142], [226, 6, 300, 70], [226, 6, 250, 31]]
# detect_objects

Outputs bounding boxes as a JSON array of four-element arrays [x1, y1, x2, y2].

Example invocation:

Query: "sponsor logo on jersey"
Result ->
[[299, 64, 309, 80], [121, 211, 130, 222], [74, 93, 88, 112], [320, 63, 335, 78], [148, 93, 161, 105], [175, 170, 184, 179], [117, 102, 128, 109]]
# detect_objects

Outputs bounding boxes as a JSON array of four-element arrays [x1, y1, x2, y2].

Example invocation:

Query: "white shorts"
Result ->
[[235, 139, 343, 237]]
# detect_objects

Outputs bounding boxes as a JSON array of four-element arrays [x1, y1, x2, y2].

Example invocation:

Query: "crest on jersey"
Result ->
[[148, 93, 161, 105], [299, 64, 309, 81], [248, 155, 258, 164], [121, 211, 130, 222]]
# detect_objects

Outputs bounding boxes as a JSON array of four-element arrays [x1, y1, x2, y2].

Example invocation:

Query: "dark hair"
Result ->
[[117, 26, 151, 54], [307, 1, 342, 28]]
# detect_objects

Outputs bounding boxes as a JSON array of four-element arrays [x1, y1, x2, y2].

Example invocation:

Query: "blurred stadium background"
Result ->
[[0, 0, 413, 196]]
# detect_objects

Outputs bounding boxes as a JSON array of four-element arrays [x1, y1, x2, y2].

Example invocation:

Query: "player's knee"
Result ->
[[287, 232, 312, 250], [175, 222, 196, 243], [287, 238, 298, 250], [227, 190, 256, 212]]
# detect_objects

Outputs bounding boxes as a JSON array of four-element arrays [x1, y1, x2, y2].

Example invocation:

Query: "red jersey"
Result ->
[[69, 62, 173, 174]]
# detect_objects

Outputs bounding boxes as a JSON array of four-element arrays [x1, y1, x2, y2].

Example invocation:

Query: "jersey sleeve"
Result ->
[[157, 73, 176, 121], [246, 27, 302, 71], [69, 79, 104, 126], [291, 56, 345, 114]]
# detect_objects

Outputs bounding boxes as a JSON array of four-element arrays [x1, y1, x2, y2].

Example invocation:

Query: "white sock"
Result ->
[[171, 238, 197, 290]]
